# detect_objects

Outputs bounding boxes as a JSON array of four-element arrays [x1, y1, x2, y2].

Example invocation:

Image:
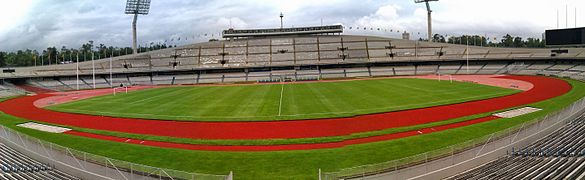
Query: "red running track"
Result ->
[[0, 75, 571, 141], [64, 116, 499, 151]]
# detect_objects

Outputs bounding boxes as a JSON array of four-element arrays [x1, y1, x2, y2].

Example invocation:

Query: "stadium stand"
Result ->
[[0, 83, 26, 98], [370, 66, 395, 77], [477, 63, 507, 74], [6, 60, 583, 93], [394, 65, 416, 76], [3, 35, 585, 80], [14, 84, 54, 94], [0, 143, 79, 180], [415, 65, 439, 75], [447, 114, 585, 179], [173, 74, 197, 85], [128, 75, 151, 85]]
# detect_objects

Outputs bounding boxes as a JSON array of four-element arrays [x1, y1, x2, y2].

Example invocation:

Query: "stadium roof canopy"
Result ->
[[222, 25, 343, 39]]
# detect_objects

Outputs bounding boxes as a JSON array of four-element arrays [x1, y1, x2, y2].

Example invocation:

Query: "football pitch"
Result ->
[[48, 78, 519, 121], [3, 77, 584, 179]]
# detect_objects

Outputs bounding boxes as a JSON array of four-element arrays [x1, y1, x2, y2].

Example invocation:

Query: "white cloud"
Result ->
[[0, 0, 33, 35], [217, 17, 248, 29], [1, 0, 584, 51], [354, 4, 401, 27]]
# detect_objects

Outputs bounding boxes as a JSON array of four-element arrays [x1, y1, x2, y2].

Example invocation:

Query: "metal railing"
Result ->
[[0, 126, 232, 180], [321, 96, 585, 180]]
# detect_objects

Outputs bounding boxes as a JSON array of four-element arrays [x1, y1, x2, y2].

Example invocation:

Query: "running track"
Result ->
[[0, 75, 572, 151]]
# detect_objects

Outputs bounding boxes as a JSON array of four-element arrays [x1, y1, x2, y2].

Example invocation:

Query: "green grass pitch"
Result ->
[[47, 78, 519, 121]]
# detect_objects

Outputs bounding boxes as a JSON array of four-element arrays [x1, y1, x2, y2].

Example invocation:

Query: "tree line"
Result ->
[[430, 34, 545, 48], [0, 41, 173, 68]]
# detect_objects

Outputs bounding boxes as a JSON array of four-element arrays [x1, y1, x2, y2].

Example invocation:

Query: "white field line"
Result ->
[[278, 83, 285, 116], [55, 91, 514, 120]]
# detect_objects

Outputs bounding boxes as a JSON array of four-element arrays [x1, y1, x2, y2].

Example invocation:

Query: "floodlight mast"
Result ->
[[125, 0, 151, 54], [280, 12, 284, 29], [132, 14, 138, 54], [414, 0, 438, 42]]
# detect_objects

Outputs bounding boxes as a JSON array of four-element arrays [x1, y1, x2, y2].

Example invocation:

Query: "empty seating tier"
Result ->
[[0, 143, 79, 180], [448, 114, 585, 179]]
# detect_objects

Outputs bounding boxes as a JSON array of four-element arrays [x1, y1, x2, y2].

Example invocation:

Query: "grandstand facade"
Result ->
[[1, 35, 584, 91]]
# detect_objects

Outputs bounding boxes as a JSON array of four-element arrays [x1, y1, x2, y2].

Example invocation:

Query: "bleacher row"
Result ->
[[4, 35, 585, 79], [514, 62, 585, 80], [511, 119, 585, 157], [0, 85, 24, 98], [447, 115, 585, 180], [0, 143, 79, 180], [21, 62, 585, 92]]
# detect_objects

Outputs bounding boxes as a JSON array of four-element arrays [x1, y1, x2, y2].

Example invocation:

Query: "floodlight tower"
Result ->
[[125, 0, 151, 54], [280, 12, 284, 29], [414, 0, 438, 42]]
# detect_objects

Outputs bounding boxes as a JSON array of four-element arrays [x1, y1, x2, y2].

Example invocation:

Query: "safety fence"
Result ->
[[0, 126, 232, 180], [321, 96, 585, 180]]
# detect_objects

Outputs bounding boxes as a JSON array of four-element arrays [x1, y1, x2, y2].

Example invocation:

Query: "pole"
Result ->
[[426, 1, 432, 42], [76, 53, 79, 90], [132, 14, 138, 54], [279, 12, 284, 29], [110, 54, 113, 88], [466, 38, 469, 74], [566, 4, 568, 28], [92, 52, 95, 89]]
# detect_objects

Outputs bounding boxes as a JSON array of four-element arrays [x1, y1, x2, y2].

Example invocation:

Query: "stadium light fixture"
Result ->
[[280, 12, 284, 29], [125, 0, 151, 54], [414, 0, 438, 42]]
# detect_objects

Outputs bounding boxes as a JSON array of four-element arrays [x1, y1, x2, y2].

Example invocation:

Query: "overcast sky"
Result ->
[[0, 0, 583, 51]]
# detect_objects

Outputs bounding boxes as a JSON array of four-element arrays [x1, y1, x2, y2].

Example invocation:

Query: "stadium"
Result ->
[[1, 1, 585, 180]]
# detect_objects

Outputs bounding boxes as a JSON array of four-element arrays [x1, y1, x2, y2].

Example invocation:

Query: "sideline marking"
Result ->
[[278, 83, 285, 116]]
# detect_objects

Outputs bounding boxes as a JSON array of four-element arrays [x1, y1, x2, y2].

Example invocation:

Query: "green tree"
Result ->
[[0, 51, 6, 67], [513, 37, 524, 47], [501, 34, 514, 47], [433, 34, 446, 43]]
